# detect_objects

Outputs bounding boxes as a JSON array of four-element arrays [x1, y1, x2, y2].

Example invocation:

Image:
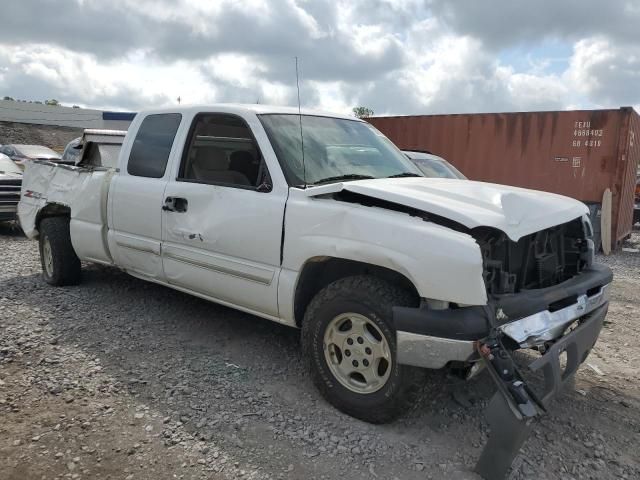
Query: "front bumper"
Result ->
[[394, 264, 612, 368], [500, 283, 609, 348], [526, 302, 607, 405], [0, 205, 18, 222], [474, 303, 608, 479], [394, 264, 613, 480]]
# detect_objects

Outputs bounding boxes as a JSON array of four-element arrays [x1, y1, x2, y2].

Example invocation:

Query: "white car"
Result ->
[[403, 150, 467, 179], [0, 144, 61, 169], [0, 153, 22, 222], [17, 105, 612, 473]]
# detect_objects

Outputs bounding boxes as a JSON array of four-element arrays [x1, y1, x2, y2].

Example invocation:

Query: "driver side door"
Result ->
[[161, 112, 287, 317]]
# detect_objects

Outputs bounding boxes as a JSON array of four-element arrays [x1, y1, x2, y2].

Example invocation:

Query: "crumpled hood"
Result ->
[[305, 177, 588, 241]]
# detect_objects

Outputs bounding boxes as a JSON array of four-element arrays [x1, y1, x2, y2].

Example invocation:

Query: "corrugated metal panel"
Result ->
[[368, 108, 639, 250], [614, 108, 640, 244]]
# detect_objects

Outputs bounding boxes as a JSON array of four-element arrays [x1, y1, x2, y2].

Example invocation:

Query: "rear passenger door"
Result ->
[[108, 113, 182, 280], [161, 113, 286, 317]]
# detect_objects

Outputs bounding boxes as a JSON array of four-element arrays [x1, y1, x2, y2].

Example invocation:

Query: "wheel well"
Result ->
[[35, 203, 71, 233], [293, 257, 420, 326]]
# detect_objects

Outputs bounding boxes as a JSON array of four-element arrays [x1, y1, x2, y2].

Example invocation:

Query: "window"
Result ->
[[127, 113, 181, 178], [404, 152, 466, 180], [259, 114, 420, 186], [179, 114, 269, 190]]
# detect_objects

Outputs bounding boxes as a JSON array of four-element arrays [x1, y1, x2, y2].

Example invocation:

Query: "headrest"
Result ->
[[229, 150, 254, 166], [193, 146, 227, 171]]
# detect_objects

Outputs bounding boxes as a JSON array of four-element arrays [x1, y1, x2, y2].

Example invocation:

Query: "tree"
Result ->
[[352, 106, 374, 119], [45, 99, 60, 106], [2, 96, 14, 101]]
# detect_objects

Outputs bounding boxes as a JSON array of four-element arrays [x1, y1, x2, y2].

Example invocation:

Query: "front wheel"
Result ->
[[38, 217, 81, 286], [301, 275, 420, 423]]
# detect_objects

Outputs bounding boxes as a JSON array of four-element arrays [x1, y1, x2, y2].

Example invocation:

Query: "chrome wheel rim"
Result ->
[[323, 313, 392, 394], [42, 236, 54, 277]]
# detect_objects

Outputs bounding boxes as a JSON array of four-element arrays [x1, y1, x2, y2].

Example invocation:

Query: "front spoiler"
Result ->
[[475, 303, 608, 479]]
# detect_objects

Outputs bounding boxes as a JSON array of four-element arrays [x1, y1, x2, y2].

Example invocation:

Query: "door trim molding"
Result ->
[[115, 241, 158, 255], [164, 251, 273, 285]]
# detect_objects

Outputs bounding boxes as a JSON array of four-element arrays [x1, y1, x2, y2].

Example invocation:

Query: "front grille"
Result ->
[[473, 217, 590, 295], [0, 178, 22, 212]]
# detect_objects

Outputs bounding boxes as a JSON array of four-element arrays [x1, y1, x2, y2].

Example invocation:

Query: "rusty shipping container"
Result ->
[[369, 107, 640, 251]]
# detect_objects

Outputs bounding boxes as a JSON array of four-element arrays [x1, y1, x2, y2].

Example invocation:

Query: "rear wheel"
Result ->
[[38, 217, 81, 286], [301, 275, 420, 423]]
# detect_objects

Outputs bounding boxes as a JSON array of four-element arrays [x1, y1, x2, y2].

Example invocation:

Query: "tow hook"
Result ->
[[474, 339, 545, 480]]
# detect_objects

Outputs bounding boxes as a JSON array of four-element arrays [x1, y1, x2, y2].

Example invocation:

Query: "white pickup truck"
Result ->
[[18, 105, 612, 442]]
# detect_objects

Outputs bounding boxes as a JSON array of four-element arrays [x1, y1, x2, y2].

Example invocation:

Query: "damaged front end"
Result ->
[[471, 217, 611, 478], [394, 215, 613, 479], [473, 299, 609, 479], [474, 216, 595, 296]]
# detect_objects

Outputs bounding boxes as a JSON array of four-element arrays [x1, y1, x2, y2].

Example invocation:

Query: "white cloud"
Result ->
[[202, 55, 268, 90], [503, 70, 569, 111], [0, 44, 209, 109], [0, 0, 638, 115], [565, 37, 640, 109]]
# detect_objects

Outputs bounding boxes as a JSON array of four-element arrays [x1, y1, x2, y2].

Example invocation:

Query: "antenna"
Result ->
[[295, 56, 307, 188]]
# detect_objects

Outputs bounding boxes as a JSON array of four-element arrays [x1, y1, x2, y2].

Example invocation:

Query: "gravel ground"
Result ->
[[0, 122, 83, 153], [1, 223, 638, 480]]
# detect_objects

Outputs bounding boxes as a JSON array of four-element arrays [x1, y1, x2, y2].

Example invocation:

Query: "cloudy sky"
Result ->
[[0, 0, 639, 115]]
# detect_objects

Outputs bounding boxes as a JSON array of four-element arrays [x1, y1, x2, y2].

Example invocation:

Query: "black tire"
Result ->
[[301, 275, 420, 423], [38, 216, 81, 286]]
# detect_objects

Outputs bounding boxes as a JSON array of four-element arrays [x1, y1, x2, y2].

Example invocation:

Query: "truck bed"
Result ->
[[18, 130, 125, 263], [18, 160, 115, 265]]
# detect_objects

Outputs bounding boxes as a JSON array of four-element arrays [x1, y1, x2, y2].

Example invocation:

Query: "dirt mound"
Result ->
[[0, 121, 83, 153]]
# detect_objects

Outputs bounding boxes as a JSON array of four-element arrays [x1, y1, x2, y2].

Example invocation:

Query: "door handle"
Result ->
[[163, 197, 188, 213]]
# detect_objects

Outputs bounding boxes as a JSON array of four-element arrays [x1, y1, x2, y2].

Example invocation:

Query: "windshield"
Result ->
[[259, 114, 421, 186], [404, 152, 467, 180], [411, 158, 466, 179]]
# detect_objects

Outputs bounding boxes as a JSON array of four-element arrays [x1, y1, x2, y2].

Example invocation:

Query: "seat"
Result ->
[[189, 146, 250, 186], [229, 150, 259, 186]]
